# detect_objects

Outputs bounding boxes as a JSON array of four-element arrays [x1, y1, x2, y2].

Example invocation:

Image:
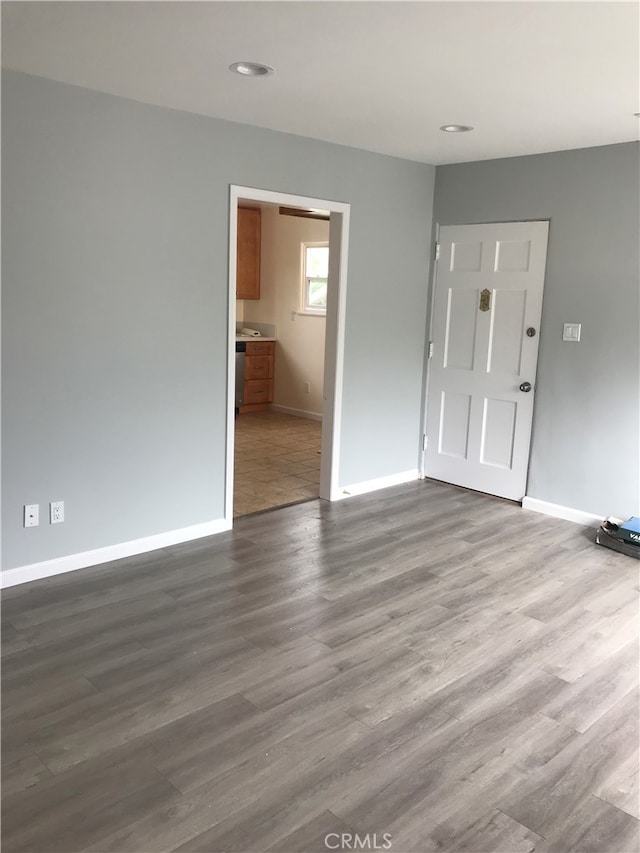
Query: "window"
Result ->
[[302, 243, 329, 315]]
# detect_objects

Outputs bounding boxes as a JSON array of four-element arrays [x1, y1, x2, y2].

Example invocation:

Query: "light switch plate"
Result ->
[[563, 323, 581, 342]]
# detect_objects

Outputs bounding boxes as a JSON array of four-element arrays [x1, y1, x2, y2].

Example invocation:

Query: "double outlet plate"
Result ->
[[24, 501, 64, 527]]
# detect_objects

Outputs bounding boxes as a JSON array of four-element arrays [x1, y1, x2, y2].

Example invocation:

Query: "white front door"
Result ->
[[424, 221, 549, 500]]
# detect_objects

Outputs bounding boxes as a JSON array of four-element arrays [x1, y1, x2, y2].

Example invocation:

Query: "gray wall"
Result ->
[[1, 71, 435, 571], [433, 142, 640, 518]]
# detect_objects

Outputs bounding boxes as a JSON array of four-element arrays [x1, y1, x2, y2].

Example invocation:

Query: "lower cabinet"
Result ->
[[239, 341, 275, 413], [244, 379, 273, 405]]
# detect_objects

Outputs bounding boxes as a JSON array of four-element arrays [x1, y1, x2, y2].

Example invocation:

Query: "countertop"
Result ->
[[235, 336, 277, 342]]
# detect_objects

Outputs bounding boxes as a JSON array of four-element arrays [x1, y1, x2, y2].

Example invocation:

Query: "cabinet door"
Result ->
[[245, 355, 273, 380], [245, 341, 274, 357], [236, 207, 261, 300], [244, 379, 273, 404]]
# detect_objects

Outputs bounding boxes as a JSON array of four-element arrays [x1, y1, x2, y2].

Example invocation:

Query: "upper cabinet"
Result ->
[[236, 207, 261, 300]]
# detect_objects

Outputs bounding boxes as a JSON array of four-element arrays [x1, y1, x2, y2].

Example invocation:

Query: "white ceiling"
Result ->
[[2, 1, 639, 165]]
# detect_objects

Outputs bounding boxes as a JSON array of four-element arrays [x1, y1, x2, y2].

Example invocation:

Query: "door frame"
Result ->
[[419, 218, 549, 495], [419, 222, 440, 478], [226, 185, 351, 523]]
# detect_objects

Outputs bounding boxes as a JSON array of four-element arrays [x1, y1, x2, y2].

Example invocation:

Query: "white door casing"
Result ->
[[424, 221, 549, 501], [227, 186, 351, 524]]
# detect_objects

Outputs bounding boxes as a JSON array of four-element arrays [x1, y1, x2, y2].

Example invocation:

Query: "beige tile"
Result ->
[[240, 467, 283, 484], [271, 475, 316, 491], [269, 461, 311, 477], [281, 450, 318, 463], [300, 458, 321, 471], [288, 484, 320, 499], [294, 468, 320, 482], [233, 412, 321, 517]]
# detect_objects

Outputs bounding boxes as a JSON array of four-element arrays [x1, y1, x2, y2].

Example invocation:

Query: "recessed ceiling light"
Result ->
[[229, 61, 274, 78], [440, 124, 474, 133]]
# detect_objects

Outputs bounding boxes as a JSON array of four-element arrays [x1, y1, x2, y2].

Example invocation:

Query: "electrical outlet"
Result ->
[[50, 501, 65, 524], [24, 504, 39, 528], [305, 381, 311, 394]]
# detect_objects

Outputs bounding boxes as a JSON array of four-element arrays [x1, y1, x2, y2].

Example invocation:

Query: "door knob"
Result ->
[[519, 381, 532, 392]]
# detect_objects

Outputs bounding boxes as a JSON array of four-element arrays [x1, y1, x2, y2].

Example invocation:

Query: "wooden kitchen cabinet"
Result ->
[[244, 354, 273, 380], [244, 340, 273, 357], [236, 207, 261, 300], [239, 340, 275, 413], [243, 379, 274, 406]]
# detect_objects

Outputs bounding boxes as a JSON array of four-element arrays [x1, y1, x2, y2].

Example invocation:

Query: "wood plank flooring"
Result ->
[[2, 480, 638, 853]]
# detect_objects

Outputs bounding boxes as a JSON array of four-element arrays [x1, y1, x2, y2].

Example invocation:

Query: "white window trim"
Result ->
[[301, 241, 329, 316]]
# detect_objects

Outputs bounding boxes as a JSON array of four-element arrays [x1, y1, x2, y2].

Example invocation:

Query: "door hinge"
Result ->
[[434, 241, 440, 261], [422, 434, 428, 451], [428, 341, 434, 359]]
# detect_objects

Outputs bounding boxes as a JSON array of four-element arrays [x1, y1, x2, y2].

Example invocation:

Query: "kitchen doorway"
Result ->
[[226, 187, 350, 522]]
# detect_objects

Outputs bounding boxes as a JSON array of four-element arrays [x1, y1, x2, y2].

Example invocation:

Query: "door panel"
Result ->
[[495, 239, 531, 272], [425, 221, 549, 500], [439, 392, 472, 459], [451, 240, 483, 272], [444, 289, 478, 370], [480, 398, 517, 469], [487, 290, 527, 374]]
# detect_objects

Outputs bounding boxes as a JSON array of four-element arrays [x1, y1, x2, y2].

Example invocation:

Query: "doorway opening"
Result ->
[[226, 187, 350, 523]]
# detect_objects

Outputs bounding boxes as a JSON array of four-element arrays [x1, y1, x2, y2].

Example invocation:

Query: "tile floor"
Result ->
[[234, 410, 322, 516]]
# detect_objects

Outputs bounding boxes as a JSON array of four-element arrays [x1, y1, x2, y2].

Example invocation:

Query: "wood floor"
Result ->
[[2, 480, 638, 853], [234, 411, 321, 517]]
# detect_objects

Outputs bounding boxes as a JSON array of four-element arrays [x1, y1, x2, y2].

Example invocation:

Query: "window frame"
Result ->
[[301, 241, 329, 316]]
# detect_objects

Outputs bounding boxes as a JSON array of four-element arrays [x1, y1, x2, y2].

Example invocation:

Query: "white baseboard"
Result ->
[[270, 404, 322, 422], [333, 469, 419, 501], [522, 497, 602, 527], [1, 518, 231, 589]]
